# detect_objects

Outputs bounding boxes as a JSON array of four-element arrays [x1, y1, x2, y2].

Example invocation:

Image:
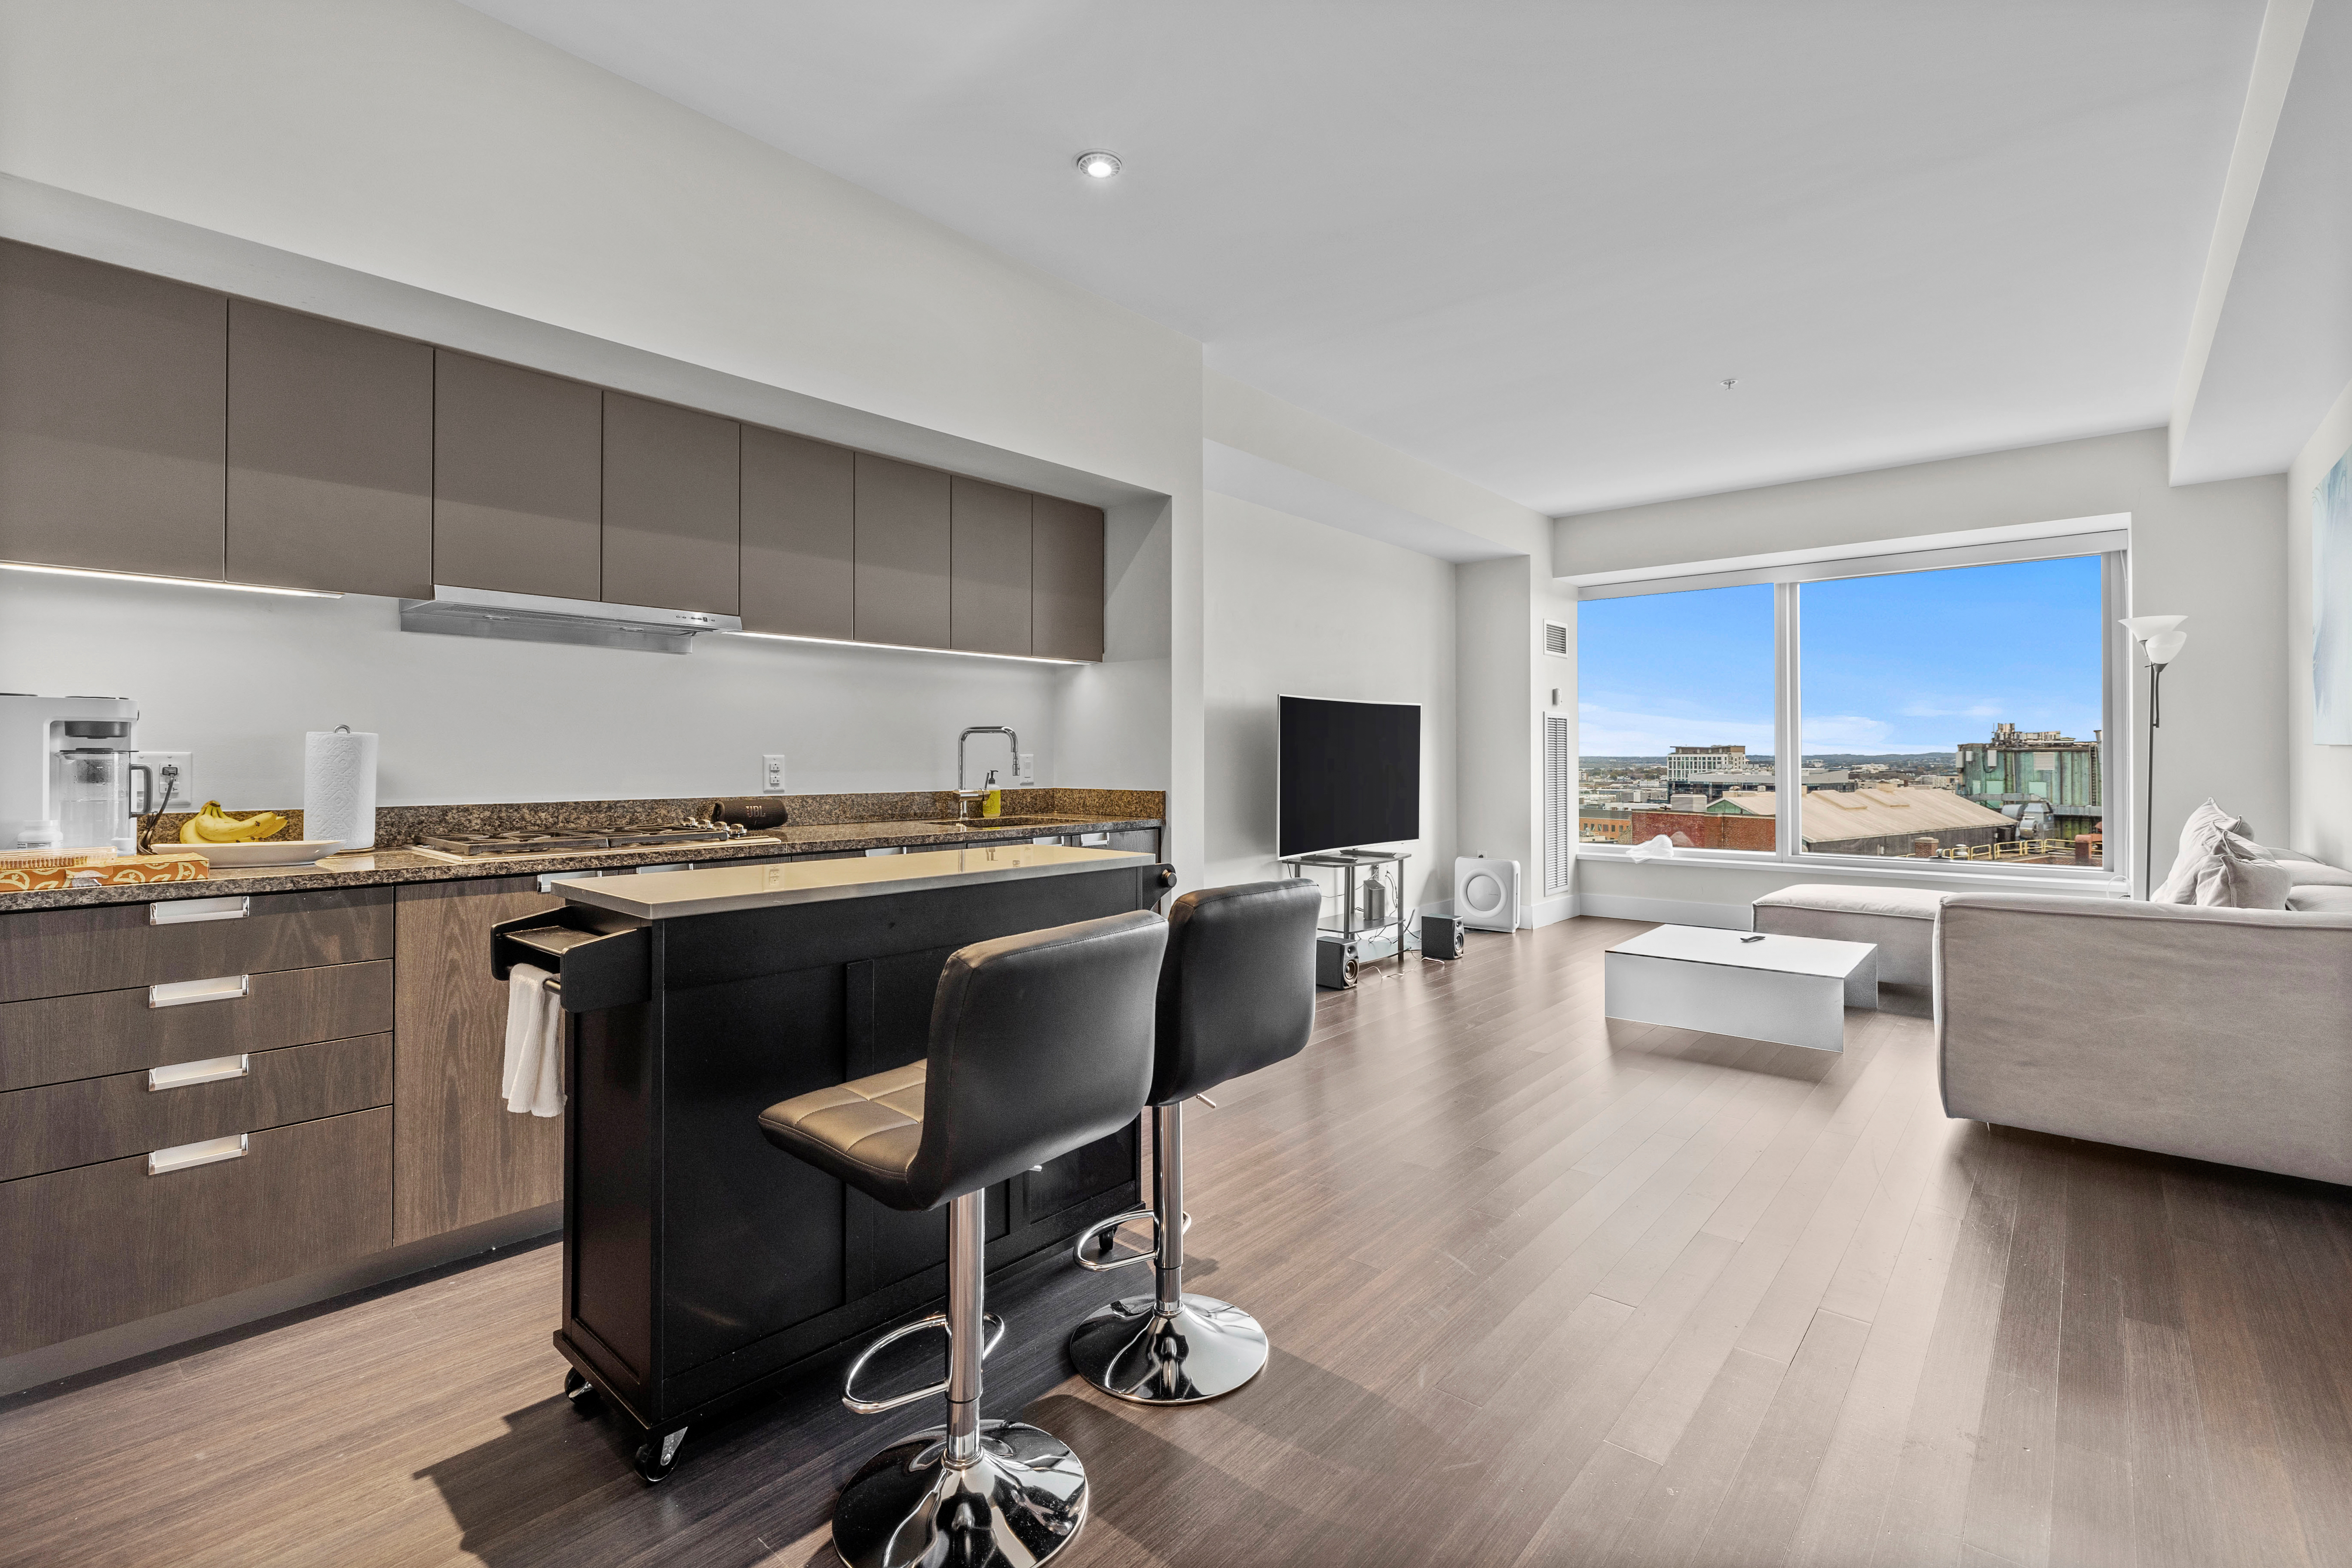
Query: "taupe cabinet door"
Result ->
[[228, 301, 432, 598], [0, 239, 227, 579], [951, 476, 1033, 655], [602, 391, 740, 614], [393, 876, 565, 1244], [854, 453, 951, 649], [1033, 495, 1106, 661], [432, 351, 602, 601], [741, 426, 856, 640]]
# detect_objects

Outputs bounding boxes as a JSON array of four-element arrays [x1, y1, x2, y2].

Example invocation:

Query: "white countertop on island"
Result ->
[[554, 842, 1157, 920]]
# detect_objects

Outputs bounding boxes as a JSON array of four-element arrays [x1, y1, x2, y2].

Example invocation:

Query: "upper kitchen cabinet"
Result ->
[[1032, 495, 1106, 662], [741, 426, 854, 640], [0, 240, 227, 580], [950, 477, 1033, 656], [854, 454, 951, 649], [227, 302, 432, 599], [432, 351, 601, 602], [602, 392, 740, 615]]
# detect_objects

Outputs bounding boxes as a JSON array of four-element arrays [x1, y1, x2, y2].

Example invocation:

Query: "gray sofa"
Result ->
[[1936, 893, 2352, 1185]]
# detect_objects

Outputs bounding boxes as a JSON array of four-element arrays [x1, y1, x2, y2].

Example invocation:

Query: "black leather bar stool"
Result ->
[[759, 910, 1167, 1568], [1067, 880, 1320, 1403]]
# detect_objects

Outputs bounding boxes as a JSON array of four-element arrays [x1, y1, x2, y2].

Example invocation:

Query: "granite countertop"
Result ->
[[559, 843, 1156, 920], [0, 813, 1163, 914]]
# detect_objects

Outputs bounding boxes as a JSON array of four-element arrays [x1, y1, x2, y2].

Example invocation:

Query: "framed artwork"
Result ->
[[2317, 447, 2352, 744]]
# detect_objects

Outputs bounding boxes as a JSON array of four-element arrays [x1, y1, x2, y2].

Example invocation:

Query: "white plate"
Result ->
[[187, 839, 346, 867]]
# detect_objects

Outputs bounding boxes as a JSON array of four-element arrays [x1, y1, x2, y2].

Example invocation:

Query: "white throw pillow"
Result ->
[[2153, 798, 2250, 903], [2193, 839, 2294, 910]]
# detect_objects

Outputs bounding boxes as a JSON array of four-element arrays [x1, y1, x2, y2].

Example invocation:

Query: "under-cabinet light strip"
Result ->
[[0, 560, 343, 598], [727, 630, 1085, 666]]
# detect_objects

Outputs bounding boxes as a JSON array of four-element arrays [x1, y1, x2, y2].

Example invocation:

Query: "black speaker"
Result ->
[[1421, 914, 1462, 961], [1315, 932, 1358, 989]]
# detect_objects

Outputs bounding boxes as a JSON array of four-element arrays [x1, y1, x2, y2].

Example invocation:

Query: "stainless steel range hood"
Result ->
[[398, 585, 741, 654]]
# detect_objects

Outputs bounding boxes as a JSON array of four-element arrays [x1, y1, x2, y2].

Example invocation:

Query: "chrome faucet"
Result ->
[[956, 726, 1020, 821]]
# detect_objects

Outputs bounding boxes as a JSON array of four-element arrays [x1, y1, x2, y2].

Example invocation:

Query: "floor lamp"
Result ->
[[2120, 616, 2189, 897]]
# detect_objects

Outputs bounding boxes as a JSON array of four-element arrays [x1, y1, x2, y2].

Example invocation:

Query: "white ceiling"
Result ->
[[465, 0, 2267, 516]]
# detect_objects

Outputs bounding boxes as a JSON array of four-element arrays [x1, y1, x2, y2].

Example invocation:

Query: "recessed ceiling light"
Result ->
[[1075, 150, 1122, 180]]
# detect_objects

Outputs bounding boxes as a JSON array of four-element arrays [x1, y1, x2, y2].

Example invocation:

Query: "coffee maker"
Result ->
[[0, 694, 145, 853]]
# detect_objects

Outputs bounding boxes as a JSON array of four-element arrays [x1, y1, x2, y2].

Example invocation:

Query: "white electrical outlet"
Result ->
[[761, 754, 787, 794], [1015, 753, 1036, 787], [134, 752, 195, 813]]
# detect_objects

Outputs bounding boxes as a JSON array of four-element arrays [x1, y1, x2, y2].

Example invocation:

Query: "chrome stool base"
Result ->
[[833, 1421, 1089, 1568], [1067, 1292, 1269, 1403]]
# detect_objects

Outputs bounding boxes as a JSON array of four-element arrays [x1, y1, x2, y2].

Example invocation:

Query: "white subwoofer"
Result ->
[[1454, 857, 1520, 932]]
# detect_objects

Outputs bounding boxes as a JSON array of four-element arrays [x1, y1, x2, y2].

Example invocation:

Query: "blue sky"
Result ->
[[1578, 555, 2104, 756]]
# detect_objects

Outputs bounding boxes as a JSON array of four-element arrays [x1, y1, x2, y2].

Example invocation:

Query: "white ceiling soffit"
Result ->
[[462, 1, 2266, 517], [1203, 441, 1518, 563], [2171, 0, 2352, 484]]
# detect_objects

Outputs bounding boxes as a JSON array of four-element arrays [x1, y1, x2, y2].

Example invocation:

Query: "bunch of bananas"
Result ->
[[178, 801, 289, 844]]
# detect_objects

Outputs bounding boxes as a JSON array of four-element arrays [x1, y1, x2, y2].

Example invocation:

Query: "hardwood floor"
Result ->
[[4, 915, 2349, 1566]]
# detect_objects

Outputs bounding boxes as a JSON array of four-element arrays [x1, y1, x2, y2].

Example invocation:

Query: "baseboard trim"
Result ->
[[1575, 893, 1752, 931], [0, 1202, 562, 1401], [1524, 892, 1579, 928]]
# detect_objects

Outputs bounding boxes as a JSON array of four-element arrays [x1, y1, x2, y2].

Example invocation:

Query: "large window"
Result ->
[[1578, 543, 2116, 875], [1576, 583, 1776, 850]]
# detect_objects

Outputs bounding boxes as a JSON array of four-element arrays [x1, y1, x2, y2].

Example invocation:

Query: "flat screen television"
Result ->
[[1278, 695, 1421, 858]]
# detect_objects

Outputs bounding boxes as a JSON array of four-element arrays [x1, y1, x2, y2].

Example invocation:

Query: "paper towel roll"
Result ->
[[303, 729, 378, 850]]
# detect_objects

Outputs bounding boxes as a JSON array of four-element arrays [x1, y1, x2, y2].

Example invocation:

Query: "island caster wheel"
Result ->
[[563, 1368, 600, 1415], [634, 1426, 687, 1485]]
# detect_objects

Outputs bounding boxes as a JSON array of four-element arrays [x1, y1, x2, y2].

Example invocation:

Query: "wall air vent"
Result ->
[[1543, 619, 1570, 658]]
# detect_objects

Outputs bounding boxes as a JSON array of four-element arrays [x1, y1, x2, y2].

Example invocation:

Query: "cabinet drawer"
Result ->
[[0, 959, 392, 1091], [0, 887, 394, 1004], [0, 1033, 390, 1182], [0, 1106, 391, 1357]]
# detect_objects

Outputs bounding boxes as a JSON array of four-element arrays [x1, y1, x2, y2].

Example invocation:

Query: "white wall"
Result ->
[[0, 0, 1207, 864], [0, 574, 1070, 807], [1201, 493, 1457, 920], [2285, 376, 2352, 863], [1557, 428, 2288, 915]]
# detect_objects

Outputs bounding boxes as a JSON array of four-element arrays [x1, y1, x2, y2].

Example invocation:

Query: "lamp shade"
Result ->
[[2144, 630, 2188, 665], [2120, 614, 2187, 641]]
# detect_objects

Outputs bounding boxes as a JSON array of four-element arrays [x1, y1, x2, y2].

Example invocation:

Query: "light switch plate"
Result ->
[[1015, 752, 1036, 787], [134, 752, 195, 814], [761, 754, 787, 794]]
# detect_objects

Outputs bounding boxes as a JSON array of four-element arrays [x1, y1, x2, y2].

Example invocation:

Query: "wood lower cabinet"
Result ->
[[0, 239, 228, 580], [0, 1106, 392, 1357], [0, 888, 394, 1005], [392, 876, 566, 1244]]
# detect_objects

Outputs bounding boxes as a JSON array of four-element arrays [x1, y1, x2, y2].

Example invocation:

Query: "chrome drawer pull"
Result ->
[[148, 1054, 251, 1092], [148, 1133, 248, 1176], [149, 895, 251, 925], [147, 974, 251, 1009]]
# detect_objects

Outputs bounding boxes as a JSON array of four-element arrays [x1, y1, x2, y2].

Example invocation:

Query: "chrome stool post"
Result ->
[[833, 1191, 1085, 1568]]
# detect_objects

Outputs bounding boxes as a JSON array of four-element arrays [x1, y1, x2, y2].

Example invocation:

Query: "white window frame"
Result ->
[[1571, 524, 2132, 893]]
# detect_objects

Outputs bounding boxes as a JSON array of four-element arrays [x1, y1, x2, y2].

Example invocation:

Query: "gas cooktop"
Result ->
[[416, 822, 751, 858]]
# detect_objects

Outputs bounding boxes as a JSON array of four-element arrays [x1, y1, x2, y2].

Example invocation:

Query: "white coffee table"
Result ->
[[1603, 924, 1878, 1053]]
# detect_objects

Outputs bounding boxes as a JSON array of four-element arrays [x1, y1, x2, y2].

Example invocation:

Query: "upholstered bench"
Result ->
[[1750, 884, 1945, 988]]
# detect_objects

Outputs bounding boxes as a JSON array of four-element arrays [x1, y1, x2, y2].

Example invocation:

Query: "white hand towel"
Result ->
[[1626, 834, 1678, 863], [501, 964, 564, 1117]]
